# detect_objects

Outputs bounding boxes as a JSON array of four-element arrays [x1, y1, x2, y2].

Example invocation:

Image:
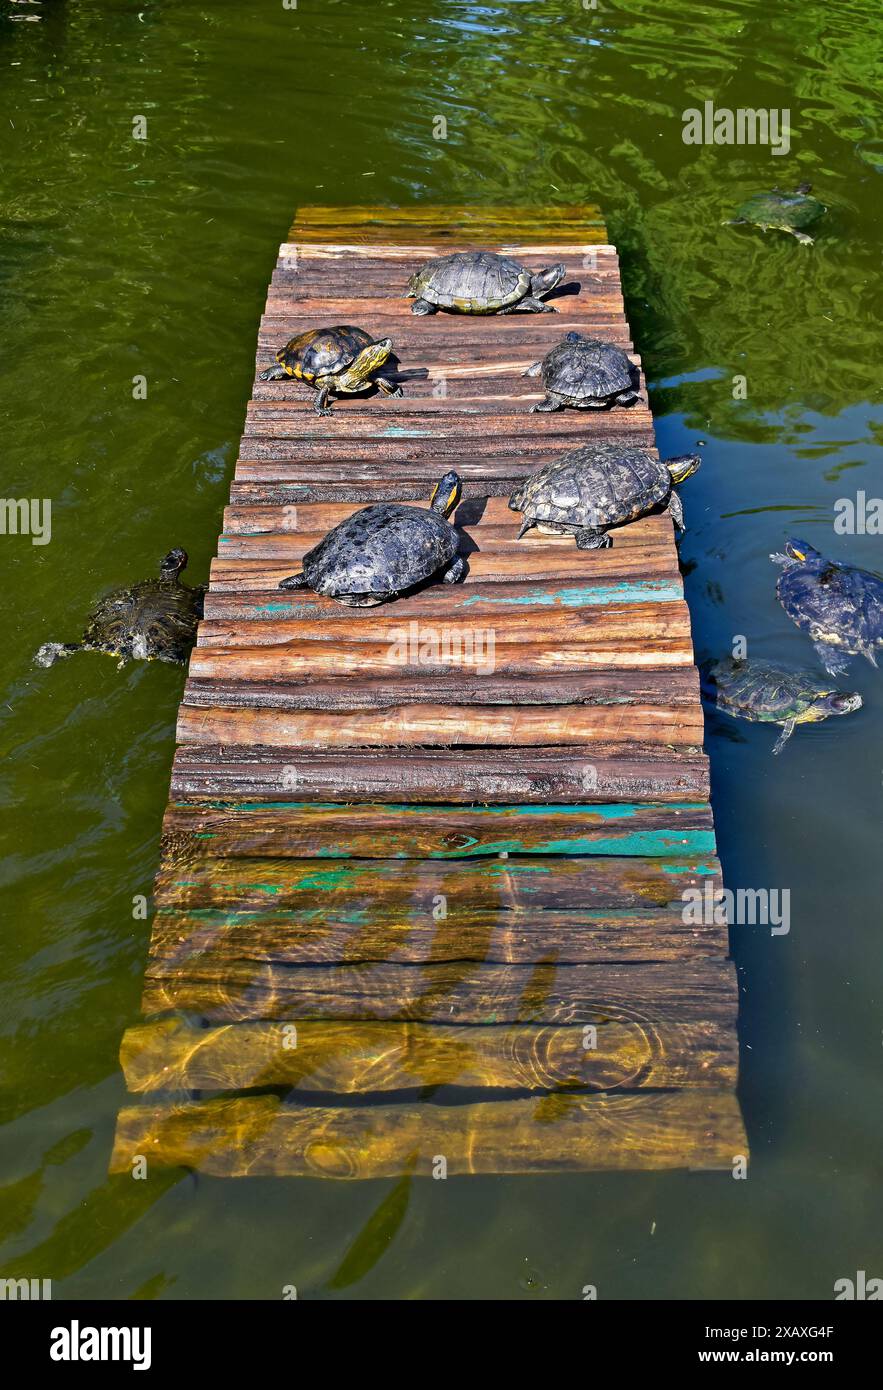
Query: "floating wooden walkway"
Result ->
[[111, 206, 746, 1178]]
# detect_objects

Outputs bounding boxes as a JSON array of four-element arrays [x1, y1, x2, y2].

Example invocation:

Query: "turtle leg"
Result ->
[[530, 394, 563, 413], [34, 641, 83, 667], [279, 573, 309, 591], [667, 492, 686, 531], [501, 296, 556, 314], [410, 298, 437, 315], [516, 517, 535, 539], [791, 230, 814, 245], [259, 364, 287, 382], [813, 642, 851, 677], [772, 719, 797, 755], [441, 555, 468, 585], [575, 528, 612, 551], [522, 361, 543, 378], [375, 377, 404, 398], [313, 386, 334, 416]]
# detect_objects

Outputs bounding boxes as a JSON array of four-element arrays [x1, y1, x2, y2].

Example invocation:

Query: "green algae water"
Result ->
[[1, 0, 881, 1300]]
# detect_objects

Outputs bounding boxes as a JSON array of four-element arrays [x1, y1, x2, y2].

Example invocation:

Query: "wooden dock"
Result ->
[[111, 206, 747, 1179]]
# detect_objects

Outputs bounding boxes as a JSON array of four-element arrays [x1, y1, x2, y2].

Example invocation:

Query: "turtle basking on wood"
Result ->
[[259, 326, 402, 415], [524, 334, 641, 412], [406, 251, 566, 315], [727, 183, 826, 245], [509, 445, 700, 549], [280, 472, 467, 606], [771, 538, 883, 675], [703, 657, 862, 755], [35, 549, 204, 670]]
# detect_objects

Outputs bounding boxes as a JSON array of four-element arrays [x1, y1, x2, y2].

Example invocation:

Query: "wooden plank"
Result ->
[[161, 800, 715, 860], [170, 746, 710, 802], [154, 852, 719, 913], [110, 1088, 745, 1177], [142, 956, 735, 1027], [118, 1017, 736, 1095], [144, 903, 726, 967]]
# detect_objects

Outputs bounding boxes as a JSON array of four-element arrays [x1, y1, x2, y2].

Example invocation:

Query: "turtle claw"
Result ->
[[814, 642, 851, 677]]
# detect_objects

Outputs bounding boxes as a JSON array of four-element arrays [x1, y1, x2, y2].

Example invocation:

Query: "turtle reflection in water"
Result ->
[[703, 657, 861, 755], [35, 549, 204, 670]]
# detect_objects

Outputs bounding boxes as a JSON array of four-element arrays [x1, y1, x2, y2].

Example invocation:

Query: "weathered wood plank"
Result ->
[[145, 904, 725, 969], [154, 852, 718, 913], [161, 799, 715, 860], [170, 746, 710, 802], [182, 668, 698, 712], [110, 1088, 745, 1177], [142, 956, 735, 1026], [118, 1017, 736, 1095]]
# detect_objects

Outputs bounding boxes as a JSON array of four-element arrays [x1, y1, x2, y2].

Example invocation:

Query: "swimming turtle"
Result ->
[[727, 182, 826, 245], [259, 326, 402, 415], [771, 538, 883, 675], [34, 549, 204, 670], [524, 334, 642, 412], [279, 472, 466, 606], [509, 446, 701, 549], [406, 251, 566, 315], [703, 657, 862, 755]]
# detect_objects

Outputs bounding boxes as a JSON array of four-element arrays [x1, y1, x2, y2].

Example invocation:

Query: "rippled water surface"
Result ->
[[1, 0, 881, 1299]]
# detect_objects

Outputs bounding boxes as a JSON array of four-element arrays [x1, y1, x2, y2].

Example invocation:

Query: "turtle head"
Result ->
[[665, 454, 701, 484], [784, 538, 823, 564], [795, 181, 813, 195], [160, 548, 188, 577], [429, 470, 462, 517], [530, 264, 566, 299], [810, 689, 863, 722], [337, 336, 393, 390]]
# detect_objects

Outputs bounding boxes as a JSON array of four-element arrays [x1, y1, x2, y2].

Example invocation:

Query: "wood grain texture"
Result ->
[[119, 1017, 736, 1095], [109, 1088, 745, 1177]]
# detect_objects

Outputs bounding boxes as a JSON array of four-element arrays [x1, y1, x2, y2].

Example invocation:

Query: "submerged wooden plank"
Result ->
[[145, 904, 726, 968], [119, 1017, 737, 1095], [110, 1088, 745, 1177], [161, 800, 715, 859]]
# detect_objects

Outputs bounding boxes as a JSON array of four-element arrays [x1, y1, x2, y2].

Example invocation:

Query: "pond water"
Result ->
[[1, 0, 880, 1299]]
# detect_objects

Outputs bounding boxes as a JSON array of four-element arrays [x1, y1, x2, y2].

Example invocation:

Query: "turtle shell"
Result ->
[[777, 554, 883, 655], [509, 445, 670, 530], [409, 252, 529, 312], [736, 191, 825, 231], [302, 504, 459, 598], [705, 658, 832, 724], [540, 334, 636, 403], [274, 326, 374, 383], [83, 579, 203, 663]]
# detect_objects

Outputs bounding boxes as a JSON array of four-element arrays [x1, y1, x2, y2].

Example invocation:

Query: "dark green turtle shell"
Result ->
[[509, 445, 670, 530], [776, 547, 883, 658], [408, 251, 531, 311], [540, 334, 637, 404], [82, 574, 203, 663], [735, 190, 825, 231], [704, 658, 838, 724], [301, 504, 459, 598], [273, 326, 374, 383]]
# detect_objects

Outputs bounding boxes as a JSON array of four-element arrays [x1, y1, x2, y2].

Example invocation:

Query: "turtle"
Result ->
[[771, 538, 883, 675], [406, 251, 566, 315], [523, 333, 642, 412], [727, 182, 826, 245], [258, 326, 402, 415], [279, 472, 467, 606], [509, 445, 701, 549], [702, 656, 862, 755], [34, 549, 204, 670]]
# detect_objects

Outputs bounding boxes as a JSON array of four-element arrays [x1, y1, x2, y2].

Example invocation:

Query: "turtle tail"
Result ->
[[279, 573, 308, 591], [516, 517, 533, 540]]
